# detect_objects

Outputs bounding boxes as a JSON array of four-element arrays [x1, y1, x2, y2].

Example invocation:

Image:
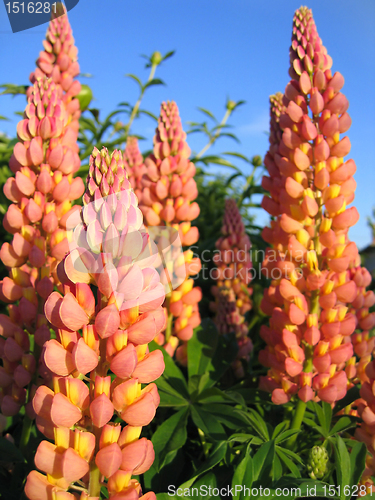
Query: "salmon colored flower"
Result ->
[[210, 199, 253, 377], [138, 101, 202, 357], [258, 7, 375, 405], [25, 147, 164, 500], [28, 3, 81, 135], [0, 77, 84, 419], [124, 137, 147, 201]]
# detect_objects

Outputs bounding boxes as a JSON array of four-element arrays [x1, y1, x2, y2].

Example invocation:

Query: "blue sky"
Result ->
[[1, 0, 374, 248]]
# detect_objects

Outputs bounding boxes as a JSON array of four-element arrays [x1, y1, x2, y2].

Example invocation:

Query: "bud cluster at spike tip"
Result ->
[[210, 199, 253, 377], [28, 2, 81, 134], [138, 101, 202, 357], [0, 77, 84, 419], [25, 147, 165, 500], [124, 137, 147, 201], [258, 6, 375, 406]]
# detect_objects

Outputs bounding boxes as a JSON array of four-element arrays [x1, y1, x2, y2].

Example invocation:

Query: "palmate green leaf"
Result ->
[[0, 115, 9, 121], [223, 151, 251, 162], [329, 415, 357, 436], [190, 405, 226, 441], [252, 440, 275, 484], [187, 318, 218, 380], [333, 385, 360, 413], [126, 73, 143, 89], [240, 409, 270, 441], [219, 132, 240, 143], [0, 83, 28, 95], [303, 416, 327, 438], [228, 433, 254, 444], [197, 155, 241, 171], [274, 429, 300, 445], [197, 107, 216, 121], [178, 441, 227, 490], [162, 50, 176, 62], [232, 454, 253, 500], [335, 435, 352, 500], [271, 422, 288, 440], [151, 407, 189, 472], [349, 441, 367, 488], [139, 109, 158, 121], [273, 453, 283, 482], [204, 404, 250, 430], [143, 78, 165, 89], [275, 448, 301, 477]]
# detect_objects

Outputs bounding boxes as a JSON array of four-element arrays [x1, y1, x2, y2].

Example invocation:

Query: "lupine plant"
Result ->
[[210, 199, 253, 377], [138, 101, 202, 360], [1, 5, 375, 500]]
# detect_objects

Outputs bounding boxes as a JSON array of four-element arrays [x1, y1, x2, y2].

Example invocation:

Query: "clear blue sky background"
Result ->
[[1, 0, 374, 249]]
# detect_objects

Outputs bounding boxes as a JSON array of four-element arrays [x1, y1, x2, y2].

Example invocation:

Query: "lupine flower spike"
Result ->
[[210, 199, 253, 377], [28, 2, 81, 135], [139, 101, 202, 359], [259, 7, 375, 405], [0, 77, 84, 419], [124, 136, 147, 201], [25, 147, 165, 500]]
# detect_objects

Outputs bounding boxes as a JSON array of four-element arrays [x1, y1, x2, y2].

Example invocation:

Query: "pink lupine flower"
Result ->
[[258, 7, 375, 405], [210, 199, 253, 377], [0, 77, 84, 419], [138, 101, 202, 355], [25, 147, 164, 500], [124, 137, 147, 201], [28, 3, 81, 135]]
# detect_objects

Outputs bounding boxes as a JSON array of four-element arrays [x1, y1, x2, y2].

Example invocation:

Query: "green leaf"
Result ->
[[126, 73, 143, 89], [228, 433, 254, 444], [271, 422, 288, 440], [349, 441, 367, 489], [197, 107, 216, 121], [205, 404, 250, 430], [187, 318, 218, 380], [274, 429, 299, 444], [178, 441, 227, 490], [144, 78, 165, 89], [0, 115, 9, 121], [149, 341, 189, 399], [252, 440, 275, 484], [275, 448, 301, 477], [162, 50, 176, 61], [151, 407, 189, 472], [333, 386, 360, 414], [329, 415, 357, 436], [240, 409, 270, 441], [223, 151, 251, 162], [190, 405, 226, 440], [232, 454, 253, 500], [335, 435, 352, 500]]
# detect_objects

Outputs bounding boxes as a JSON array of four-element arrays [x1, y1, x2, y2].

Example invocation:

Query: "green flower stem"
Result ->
[[19, 414, 33, 455], [196, 108, 232, 159], [125, 62, 157, 136], [88, 462, 101, 497], [286, 398, 307, 450]]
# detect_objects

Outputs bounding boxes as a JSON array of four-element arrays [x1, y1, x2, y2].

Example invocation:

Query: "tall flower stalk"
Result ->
[[0, 77, 84, 430], [210, 199, 253, 377], [258, 7, 375, 415], [28, 2, 81, 134], [138, 101, 202, 358], [25, 147, 165, 500]]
